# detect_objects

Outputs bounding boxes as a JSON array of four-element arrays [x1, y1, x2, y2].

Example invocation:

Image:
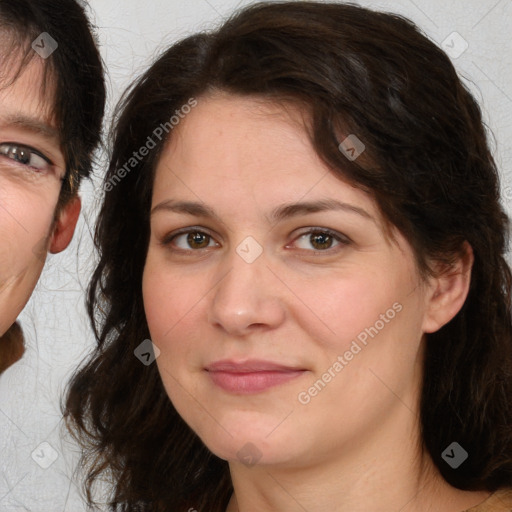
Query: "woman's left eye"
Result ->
[[291, 229, 350, 251], [0, 143, 53, 171]]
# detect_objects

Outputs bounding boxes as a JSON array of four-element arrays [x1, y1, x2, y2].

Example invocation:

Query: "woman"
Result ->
[[65, 2, 512, 511]]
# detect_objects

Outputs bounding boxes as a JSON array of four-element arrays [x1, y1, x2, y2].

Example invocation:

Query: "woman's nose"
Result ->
[[207, 243, 287, 336]]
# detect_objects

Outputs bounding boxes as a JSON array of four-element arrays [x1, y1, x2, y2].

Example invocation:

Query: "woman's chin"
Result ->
[[208, 441, 285, 468], [194, 424, 302, 469]]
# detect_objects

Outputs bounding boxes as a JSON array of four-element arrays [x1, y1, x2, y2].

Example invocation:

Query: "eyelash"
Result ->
[[161, 227, 351, 254], [0, 142, 53, 172]]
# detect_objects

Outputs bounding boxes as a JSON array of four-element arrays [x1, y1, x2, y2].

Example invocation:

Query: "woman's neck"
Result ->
[[224, 402, 491, 512], [225, 461, 491, 512]]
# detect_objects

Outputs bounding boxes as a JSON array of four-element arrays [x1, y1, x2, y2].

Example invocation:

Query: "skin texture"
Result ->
[[142, 94, 489, 512], [0, 56, 81, 371]]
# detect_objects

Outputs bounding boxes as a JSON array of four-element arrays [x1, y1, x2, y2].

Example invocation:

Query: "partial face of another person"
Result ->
[[143, 94, 468, 469], [0, 54, 80, 347]]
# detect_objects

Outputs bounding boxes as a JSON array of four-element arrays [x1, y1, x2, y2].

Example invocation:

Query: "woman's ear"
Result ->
[[49, 196, 81, 254], [422, 242, 474, 334]]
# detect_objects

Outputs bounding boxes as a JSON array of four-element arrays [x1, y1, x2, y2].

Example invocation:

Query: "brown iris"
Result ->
[[309, 231, 334, 250], [187, 231, 210, 249]]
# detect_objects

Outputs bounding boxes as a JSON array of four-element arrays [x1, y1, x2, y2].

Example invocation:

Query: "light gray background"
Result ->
[[1, 0, 511, 510]]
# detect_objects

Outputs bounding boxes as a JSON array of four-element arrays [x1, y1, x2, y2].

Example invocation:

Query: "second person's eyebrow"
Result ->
[[1, 113, 60, 143]]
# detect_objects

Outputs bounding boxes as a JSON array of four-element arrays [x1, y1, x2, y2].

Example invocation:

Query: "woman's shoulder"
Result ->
[[465, 489, 512, 512]]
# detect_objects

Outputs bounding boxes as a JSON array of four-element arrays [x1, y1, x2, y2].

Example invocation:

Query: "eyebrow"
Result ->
[[0, 113, 60, 143], [151, 198, 374, 223]]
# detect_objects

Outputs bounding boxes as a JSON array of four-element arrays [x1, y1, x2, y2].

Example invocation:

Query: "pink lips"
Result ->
[[205, 360, 306, 394]]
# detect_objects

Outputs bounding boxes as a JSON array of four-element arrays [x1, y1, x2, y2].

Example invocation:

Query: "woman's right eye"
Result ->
[[0, 143, 53, 172], [164, 230, 220, 251]]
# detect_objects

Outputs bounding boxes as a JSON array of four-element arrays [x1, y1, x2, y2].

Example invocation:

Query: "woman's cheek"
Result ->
[[143, 258, 199, 341]]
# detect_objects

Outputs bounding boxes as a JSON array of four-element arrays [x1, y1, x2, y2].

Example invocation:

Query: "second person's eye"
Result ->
[[0, 143, 53, 172]]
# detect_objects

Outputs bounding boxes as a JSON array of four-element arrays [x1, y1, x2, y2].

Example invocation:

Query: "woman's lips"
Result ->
[[205, 360, 306, 394]]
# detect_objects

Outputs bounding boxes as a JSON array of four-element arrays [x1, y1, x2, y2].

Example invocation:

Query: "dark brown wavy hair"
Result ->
[[64, 2, 512, 510]]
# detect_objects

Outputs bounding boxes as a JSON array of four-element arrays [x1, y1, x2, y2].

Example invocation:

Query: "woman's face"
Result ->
[[143, 93, 434, 468], [0, 57, 67, 336]]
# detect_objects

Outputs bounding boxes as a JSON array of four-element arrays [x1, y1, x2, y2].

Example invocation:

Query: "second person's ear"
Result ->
[[49, 196, 81, 254]]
